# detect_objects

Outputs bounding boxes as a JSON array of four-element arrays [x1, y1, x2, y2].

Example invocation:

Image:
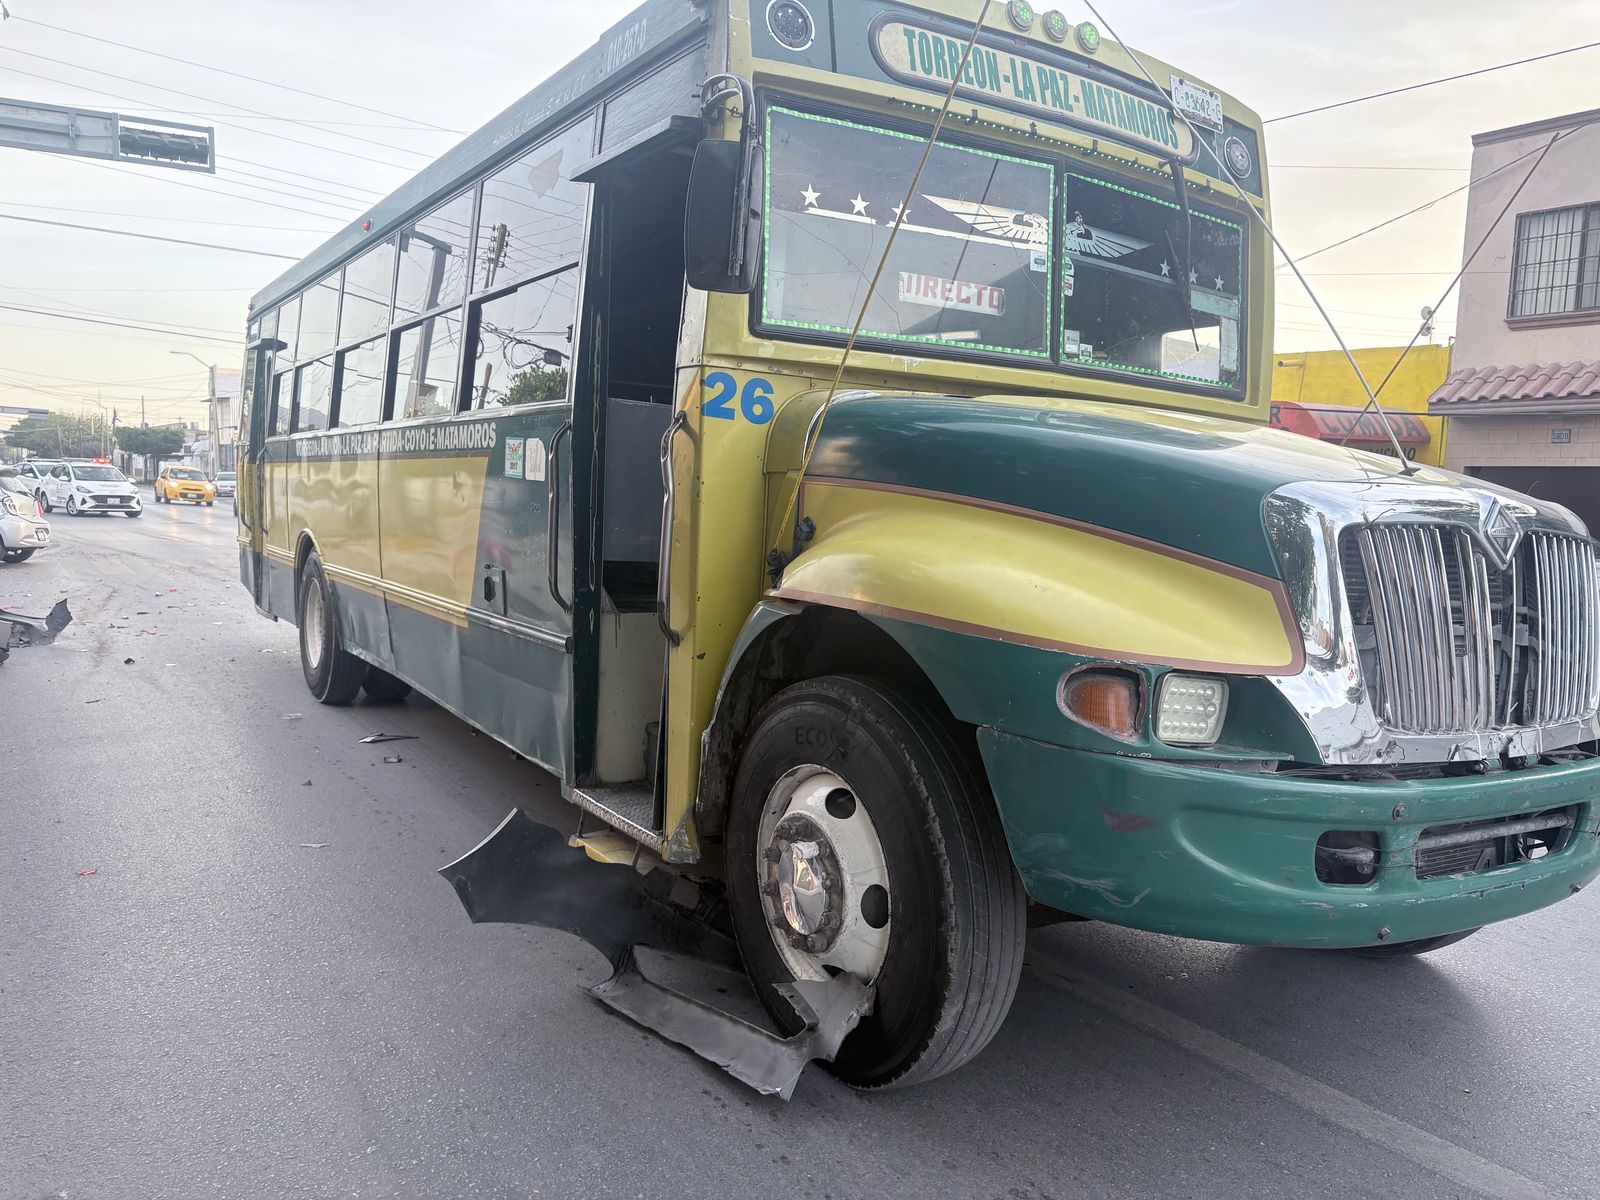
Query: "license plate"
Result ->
[[1169, 75, 1224, 132], [36, 529, 48, 543]]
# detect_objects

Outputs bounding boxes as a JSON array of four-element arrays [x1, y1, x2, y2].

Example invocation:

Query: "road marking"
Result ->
[[1025, 949, 1553, 1200]]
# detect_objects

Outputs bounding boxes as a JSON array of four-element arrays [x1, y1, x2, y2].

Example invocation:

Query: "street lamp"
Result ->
[[169, 350, 219, 474]]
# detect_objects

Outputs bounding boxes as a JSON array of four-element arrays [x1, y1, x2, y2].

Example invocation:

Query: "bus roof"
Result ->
[[249, 0, 702, 318]]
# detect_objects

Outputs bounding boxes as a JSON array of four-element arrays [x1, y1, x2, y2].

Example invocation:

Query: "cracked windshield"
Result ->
[[763, 105, 1244, 390]]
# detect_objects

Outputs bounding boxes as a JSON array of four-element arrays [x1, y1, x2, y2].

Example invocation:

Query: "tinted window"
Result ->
[[298, 276, 340, 361], [396, 191, 474, 320], [170, 468, 205, 480], [469, 270, 578, 408], [396, 312, 463, 419], [336, 337, 387, 427], [294, 358, 333, 432], [72, 465, 125, 482], [340, 241, 396, 344], [474, 116, 594, 291]]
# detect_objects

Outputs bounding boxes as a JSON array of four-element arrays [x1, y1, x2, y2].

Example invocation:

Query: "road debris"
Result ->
[[75, 869, 97, 877], [1, 598, 73, 666], [282, 713, 303, 721], [123, 657, 135, 665], [439, 809, 873, 1101], [382, 755, 404, 764], [298, 843, 331, 849], [359, 733, 417, 744]]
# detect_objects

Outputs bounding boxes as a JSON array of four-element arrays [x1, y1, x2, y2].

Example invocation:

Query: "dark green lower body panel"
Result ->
[[257, 556, 571, 782], [979, 728, 1600, 949]]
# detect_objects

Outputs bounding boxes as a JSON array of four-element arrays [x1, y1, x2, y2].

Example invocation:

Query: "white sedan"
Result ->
[[0, 469, 50, 562], [39, 461, 142, 518]]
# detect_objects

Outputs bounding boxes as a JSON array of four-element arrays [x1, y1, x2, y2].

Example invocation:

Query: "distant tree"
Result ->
[[503, 365, 569, 407], [114, 424, 185, 458], [0, 411, 104, 458]]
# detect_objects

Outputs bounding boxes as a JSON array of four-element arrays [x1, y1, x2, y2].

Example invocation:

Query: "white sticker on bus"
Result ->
[[897, 272, 1006, 317], [524, 437, 547, 482]]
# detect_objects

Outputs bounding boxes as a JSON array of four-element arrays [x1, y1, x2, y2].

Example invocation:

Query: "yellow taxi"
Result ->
[[155, 465, 216, 506]]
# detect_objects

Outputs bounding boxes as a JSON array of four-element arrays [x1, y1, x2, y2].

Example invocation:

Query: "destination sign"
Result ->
[[870, 17, 1196, 162]]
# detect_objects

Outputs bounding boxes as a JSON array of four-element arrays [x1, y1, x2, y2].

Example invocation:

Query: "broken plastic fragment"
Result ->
[[359, 733, 417, 744]]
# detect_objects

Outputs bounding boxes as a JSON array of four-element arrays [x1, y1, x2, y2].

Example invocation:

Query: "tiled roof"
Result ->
[[1429, 360, 1600, 411]]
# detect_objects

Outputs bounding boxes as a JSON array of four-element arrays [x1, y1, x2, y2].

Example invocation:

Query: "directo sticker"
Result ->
[[898, 272, 1006, 317]]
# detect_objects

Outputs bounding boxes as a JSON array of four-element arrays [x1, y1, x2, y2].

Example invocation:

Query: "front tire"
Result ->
[[2, 548, 32, 563], [36, 490, 49, 513], [726, 675, 1026, 1089], [297, 552, 365, 705], [66, 495, 80, 516], [1346, 928, 1480, 958]]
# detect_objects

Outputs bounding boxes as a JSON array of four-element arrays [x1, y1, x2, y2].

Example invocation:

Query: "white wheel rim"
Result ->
[[756, 765, 892, 984], [303, 584, 326, 673]]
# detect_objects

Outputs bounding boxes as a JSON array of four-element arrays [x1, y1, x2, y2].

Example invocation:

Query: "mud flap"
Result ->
[[439, 808, 874, 1100], [1, 599, 72, 665]]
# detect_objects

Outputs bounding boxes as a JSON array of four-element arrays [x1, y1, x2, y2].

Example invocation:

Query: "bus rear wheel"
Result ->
[[297, 552, 365, 705], [725, 675, 1025, 1089]]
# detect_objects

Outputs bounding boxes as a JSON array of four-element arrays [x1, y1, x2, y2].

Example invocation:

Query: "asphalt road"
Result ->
[[2, 495, 1598, 1200]]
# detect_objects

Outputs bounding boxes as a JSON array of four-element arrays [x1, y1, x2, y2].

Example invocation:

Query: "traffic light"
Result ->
[[0, 97, 215, 173]]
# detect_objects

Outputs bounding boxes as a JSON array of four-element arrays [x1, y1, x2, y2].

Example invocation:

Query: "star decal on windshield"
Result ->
[[850, 193, 869, 215], [801, 184, 820, 208]]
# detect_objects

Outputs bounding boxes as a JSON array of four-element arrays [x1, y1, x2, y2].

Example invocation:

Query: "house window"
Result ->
[[1508, 202, 1600, 318]]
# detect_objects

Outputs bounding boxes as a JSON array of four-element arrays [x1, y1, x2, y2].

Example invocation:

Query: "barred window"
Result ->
[[1508, 202, 1600, 318]]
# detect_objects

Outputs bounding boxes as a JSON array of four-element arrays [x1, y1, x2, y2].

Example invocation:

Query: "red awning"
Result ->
[[1270, 401, 1431, 446]]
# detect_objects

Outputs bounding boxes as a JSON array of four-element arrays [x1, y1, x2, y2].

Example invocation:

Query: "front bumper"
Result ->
[[168, 490, 211, 502], [0, 515, 50, 548], [980, 729, 1600, 948], [74, 493, 141, 512]]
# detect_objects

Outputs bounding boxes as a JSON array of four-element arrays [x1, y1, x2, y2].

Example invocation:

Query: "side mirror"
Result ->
[[684, 138, 760, 295]]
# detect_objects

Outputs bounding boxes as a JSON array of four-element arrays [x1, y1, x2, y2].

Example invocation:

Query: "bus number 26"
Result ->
[[703, 372, 775, 425]]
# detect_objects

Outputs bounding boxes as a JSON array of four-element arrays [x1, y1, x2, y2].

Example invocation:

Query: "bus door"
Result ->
[[565, 117, 698, 847], [237, 336, 272, 613]]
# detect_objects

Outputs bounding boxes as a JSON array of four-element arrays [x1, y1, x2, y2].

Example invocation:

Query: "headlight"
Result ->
[[1155, 674, 1229, 746], [75, 484, 92, 493]]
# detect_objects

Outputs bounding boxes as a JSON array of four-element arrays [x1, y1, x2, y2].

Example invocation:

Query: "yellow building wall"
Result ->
[[1272, 344, 1451, 466]]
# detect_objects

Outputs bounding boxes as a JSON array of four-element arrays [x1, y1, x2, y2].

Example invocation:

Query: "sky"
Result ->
[[2, 0, 1598, 433]]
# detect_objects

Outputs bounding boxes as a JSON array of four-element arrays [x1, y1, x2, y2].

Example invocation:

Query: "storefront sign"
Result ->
[[899, 271, 1007, 315], [870, 16, 1196, 162]]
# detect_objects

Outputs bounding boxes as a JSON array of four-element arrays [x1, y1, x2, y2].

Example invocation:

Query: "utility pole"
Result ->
[[140, 396, 146, 428]]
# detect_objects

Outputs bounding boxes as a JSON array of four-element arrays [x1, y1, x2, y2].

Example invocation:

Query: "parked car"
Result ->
[[213, 471, 236, 498], [13, 459, 62, 506], [39, 461, 142, 517], [155, 466, 216, 506], [0, 468, 50, 561]]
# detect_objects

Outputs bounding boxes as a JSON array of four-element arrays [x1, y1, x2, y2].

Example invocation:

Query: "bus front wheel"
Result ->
[[725, 675, 1026, 1089], [297, 552, 365, 705]]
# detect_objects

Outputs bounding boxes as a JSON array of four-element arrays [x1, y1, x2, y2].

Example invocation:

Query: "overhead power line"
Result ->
[[65, 157, 364, 225], [0, 200, 332, 233], [1267, 39, 1600, 123], [0, 305, 240, 344], [0, 212, 299, 259], [8, 14, 464, 134], [1275, 115, 1600, 270]]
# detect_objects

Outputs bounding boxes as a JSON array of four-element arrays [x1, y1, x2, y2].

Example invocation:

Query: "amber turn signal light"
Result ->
[[1058, 670, 1141, 739]]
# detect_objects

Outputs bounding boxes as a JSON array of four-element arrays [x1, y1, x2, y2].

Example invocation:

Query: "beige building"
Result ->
[[1430, 109, 1600, 534]]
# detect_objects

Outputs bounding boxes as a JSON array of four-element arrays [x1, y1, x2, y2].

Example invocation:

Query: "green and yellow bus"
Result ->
[[238, 0, 1600, 1087]]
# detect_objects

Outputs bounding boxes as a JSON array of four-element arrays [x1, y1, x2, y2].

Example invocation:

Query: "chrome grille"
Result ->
[[1344, 526, 1598, 734]]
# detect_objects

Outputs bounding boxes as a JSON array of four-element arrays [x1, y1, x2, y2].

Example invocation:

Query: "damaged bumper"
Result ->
[[980, 729, 1600, 949]]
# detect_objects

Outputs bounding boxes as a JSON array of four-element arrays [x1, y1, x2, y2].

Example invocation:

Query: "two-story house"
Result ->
[[1430, 108, 1600, 534]]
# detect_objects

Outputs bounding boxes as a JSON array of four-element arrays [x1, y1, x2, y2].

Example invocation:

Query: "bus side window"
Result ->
[[270, 372, 291, 436], [468, 269, 578, 409]]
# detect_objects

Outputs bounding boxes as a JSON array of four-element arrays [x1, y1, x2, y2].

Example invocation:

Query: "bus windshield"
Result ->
[[760, 105, 1245, 393]]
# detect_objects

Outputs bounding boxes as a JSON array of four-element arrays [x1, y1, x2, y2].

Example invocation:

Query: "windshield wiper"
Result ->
[[1165, 156, 1200, 352]]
